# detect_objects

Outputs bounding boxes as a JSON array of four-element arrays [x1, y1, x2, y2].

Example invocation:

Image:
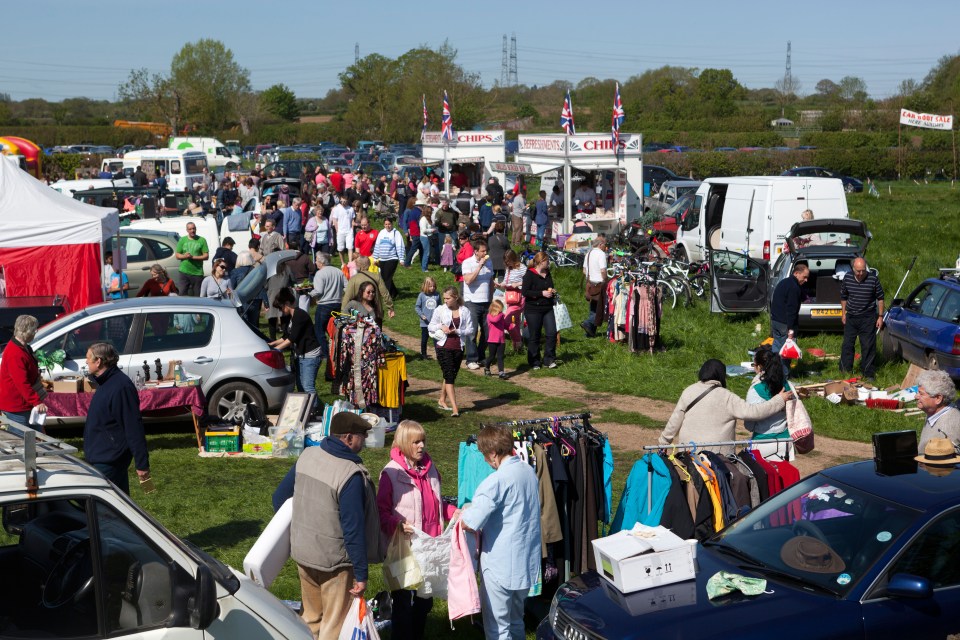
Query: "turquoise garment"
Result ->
[[460, 455, 541, 591], [603, 440, 614, 524], [457, 441, 493, 507], [610, 453, 672, 533]]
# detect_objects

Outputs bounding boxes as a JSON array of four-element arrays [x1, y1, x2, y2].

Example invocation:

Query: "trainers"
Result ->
[[484, 368, 491, 376], [533, 365, 541, 371], [547, 362, 558, 369], [498, 372, 507, 379], [466, 362, 480, 370]]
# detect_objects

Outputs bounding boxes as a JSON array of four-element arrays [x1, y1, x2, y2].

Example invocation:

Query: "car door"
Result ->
[[901, 283, 949, 364], [709, 249, 769, 313], [34, 312, 137, 379], [131, 309, 222, 383], [861, 508, 960, 639]]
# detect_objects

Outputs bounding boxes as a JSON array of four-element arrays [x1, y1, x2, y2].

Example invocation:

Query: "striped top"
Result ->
[[840, 271, 884, 316], [372, 228, 405, 262]]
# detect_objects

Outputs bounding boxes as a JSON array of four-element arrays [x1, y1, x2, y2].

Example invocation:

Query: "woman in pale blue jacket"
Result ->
[[462, 426, 540, 640]]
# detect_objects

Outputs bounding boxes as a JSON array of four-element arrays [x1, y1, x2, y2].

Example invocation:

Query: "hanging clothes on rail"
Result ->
[[333, 317, 385, 408]]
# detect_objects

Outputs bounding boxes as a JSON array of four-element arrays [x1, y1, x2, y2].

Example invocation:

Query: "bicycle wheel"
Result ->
[[656, 279, 678, 309], [668, 275, 693, 308], [688, 273, 710, 300]]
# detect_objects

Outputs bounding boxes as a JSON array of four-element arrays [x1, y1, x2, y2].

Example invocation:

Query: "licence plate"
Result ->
[[810, 309, 842, 317]]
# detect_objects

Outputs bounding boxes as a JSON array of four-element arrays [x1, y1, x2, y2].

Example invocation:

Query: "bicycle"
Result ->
[[545, 245, 584, 268]]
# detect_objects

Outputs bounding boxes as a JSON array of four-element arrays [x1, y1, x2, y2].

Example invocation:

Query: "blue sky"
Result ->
[[3, 0, 957, 103]]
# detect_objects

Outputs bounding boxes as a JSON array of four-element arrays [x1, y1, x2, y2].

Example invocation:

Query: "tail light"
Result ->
[[953, 333, 960, 356], [762, 241, 771, 261], [255, 350, 286, 369]]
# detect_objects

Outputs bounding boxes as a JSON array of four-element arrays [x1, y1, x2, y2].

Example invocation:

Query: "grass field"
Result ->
[[64, 181, 960, 639]]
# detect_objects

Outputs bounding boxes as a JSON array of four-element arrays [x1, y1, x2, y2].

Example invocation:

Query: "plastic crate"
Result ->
[[205, 430, 240, 453]]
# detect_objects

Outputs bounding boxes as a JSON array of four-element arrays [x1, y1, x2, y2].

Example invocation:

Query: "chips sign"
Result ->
[[900, 109, 954, 131]]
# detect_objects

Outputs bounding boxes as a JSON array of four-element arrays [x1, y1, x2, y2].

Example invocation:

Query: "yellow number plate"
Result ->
[[810, 309, 842, 317]]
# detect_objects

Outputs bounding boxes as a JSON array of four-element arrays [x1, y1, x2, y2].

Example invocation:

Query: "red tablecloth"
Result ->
[[45, 386, 206, 418]]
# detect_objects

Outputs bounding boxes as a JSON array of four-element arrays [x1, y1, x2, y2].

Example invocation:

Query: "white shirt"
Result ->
[[462, 255, 494, 303], [331, 204, 355, 232], [584, 247, 608, 283]]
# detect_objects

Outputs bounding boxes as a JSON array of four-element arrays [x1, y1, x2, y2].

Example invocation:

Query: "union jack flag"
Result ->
[[611, 82, 625, 150], [441, 91, 455, 142], [560, 90, 576, 135], [421, 94, 428, 140]]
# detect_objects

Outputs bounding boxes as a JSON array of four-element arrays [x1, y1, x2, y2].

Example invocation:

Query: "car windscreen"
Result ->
[[794, 231, 867, 250], [707, 475, 918, 596], [663, 193, 695, 220]]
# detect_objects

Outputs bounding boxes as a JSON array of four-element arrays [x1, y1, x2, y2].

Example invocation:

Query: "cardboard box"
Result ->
[[175, 376, 202, 388], [205, 429, 240, 453], [592, 525, 697, 594], [51, 377, 84, 394]]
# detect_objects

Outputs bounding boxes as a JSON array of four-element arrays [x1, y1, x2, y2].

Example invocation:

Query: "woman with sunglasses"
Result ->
[[199, 258, 236, 303]]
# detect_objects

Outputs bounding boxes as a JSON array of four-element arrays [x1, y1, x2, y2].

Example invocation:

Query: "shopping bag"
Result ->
[[779, 330, 802, 360], [410, 522, 455, 600], [382, 528, 423, 591], [786, 394, 815, 454], [337, 597, 381, 640], [553, 297, 573, 331]]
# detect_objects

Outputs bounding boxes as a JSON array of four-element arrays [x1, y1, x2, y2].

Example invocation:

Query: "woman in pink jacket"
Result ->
[[376, 420, 459, 640]]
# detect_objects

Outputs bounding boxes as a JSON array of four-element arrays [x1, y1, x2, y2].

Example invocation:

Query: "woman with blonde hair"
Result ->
[[428, 286, 474, 416], [136, 264, 178, 297], [520, 251, 559, 369], [377, 420, 458, 640]]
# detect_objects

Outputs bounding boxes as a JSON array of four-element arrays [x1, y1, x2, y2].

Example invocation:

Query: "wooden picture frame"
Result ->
[[276, 393, 314, 431]]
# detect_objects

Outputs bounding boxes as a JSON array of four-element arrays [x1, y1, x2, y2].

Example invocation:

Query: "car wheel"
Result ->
[[880, 328, 900, 362], [927, 352, 941, 371], [673, 246, 689, 263], [208, 381, 266, 421]]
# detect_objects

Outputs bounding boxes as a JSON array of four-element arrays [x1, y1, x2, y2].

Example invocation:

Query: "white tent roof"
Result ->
[[0, 155, 119, 248]]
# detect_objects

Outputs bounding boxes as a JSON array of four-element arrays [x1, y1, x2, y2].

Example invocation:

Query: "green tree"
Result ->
[[118, 68, 182, 134], [170, 39, 250, 129], [260, 84, 300, 122], [698, 68, 742, 117], [838, 76, 868, 103]]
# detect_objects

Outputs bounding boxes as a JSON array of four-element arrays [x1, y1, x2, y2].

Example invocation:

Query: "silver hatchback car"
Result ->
[[28, 296, 294, 426]]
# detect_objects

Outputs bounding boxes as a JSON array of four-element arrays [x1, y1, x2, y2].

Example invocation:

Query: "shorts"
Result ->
[[336, 230, 354, 252]]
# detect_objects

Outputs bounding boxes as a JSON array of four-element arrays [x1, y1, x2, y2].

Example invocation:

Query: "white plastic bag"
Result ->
[[410, 522, 455, 600], [337, 597, 381, 640]]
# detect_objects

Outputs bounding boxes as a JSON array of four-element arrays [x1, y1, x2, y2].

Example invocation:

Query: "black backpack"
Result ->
[[243, 403, 271, 436]]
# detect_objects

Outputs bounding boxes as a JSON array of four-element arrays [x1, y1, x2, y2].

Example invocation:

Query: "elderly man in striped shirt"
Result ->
[[840, 257, 884, 381]]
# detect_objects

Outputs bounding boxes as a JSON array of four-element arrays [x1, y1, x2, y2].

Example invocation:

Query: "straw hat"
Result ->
[[780, 538, 845, 574], [915, 437, 960, 465]]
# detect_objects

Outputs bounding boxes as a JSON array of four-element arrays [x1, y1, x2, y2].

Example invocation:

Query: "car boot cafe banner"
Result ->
[[897, 108, 957, 179]]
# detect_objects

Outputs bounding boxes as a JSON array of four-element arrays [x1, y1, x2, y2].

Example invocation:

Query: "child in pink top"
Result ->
[[483, 299, 512, 378]]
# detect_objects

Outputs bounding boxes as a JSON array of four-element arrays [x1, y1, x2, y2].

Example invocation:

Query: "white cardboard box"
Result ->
[[592, 524, 697, 594]]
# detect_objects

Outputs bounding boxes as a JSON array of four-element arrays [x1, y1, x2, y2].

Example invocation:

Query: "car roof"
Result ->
[[662, 180, 701, 188], [822, 460, 960, 511], [0, 428, 111, 494]]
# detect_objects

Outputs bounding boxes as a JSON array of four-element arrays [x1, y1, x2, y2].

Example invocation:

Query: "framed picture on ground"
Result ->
[[276, 393, 314, 431]]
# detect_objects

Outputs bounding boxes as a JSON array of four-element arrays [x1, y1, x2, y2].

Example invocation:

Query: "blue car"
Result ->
[[782, 166, 863, 193], [539, 460, 960, 639], [882, 273, 960, 378]]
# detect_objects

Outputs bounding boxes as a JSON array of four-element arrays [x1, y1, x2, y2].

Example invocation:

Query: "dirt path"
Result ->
[[393, 333, 873, 476]]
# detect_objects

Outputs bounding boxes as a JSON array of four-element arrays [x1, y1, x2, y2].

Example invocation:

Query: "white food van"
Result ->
[[122, 149, 208, 191]]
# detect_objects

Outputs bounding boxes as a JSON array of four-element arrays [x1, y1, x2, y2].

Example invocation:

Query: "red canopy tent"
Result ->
[[0, 155, 119, 312]]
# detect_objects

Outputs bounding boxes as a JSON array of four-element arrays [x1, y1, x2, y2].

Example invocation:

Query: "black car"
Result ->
[[261, 159, 323, 178], [782, 166, 863, 193], [643, 164, 682, 197]]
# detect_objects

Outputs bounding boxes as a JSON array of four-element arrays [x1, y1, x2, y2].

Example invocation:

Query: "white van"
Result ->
[[674, 176, 849, 264], [0, 426, 311, 639], [50, 177, 134, 196], [170, 137, 242, 169], [123, 149, 208, 192]]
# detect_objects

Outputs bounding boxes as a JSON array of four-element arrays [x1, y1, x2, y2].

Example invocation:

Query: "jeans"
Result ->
[[438, 230, 457, 251], [524, 215, 533, 243], [420, 326, 430, 356], [480, 573, 526, 640], [464, 301, 489, 363], [420, 235, 432, 271], [286, 232, 301, 251], [2, 410, 30, 427], [92, 458, 132, 495], [390, 590, 433, 640], [536, 222, 546, 246], [297, 355, 320, 411], [525, 307, 557, 367], [483, 342, 505, 372], [314, 302, 339, 360], [404, 237, 421, 267], [841, 312, 878, 378], [770, 320, 791, 378]]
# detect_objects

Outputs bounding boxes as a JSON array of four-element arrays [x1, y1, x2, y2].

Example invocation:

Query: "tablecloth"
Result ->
[[45, 386, 206, 418]]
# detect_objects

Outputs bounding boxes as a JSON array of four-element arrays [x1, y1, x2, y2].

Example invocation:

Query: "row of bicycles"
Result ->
[[604, 249, 711, 310]]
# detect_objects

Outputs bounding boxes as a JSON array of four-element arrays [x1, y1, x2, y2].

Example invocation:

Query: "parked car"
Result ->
[[642, 164, 682, 198], [107, 228, 183, 294], [643, 179, 701, 217], [26, 288, 294, 423], [782, 166, 863, 193], [0, 425, 312, 639], [261, 160, 322, 178], [355, 161, 386, 176], [539, 458, 960, 639], [767, 219, 872, 330], [882, 272, 960, 377]]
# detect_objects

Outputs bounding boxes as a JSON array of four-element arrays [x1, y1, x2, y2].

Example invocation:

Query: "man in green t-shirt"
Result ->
[[175, 222, 209, 296]]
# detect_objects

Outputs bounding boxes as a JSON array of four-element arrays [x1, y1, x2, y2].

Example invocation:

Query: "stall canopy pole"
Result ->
[[563, 163, 572, 235]]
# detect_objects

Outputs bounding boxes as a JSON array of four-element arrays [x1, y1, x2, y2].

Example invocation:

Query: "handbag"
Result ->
[[553, 295, 573, 331], [382, 528, 423, 591], [585, 281, 604, 302], [337, 598, 381, 640], [503, 269, 522, 306], [785, 393, 815, 454]]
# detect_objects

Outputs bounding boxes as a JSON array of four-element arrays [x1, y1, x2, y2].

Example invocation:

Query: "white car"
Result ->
[[28, 294, 294, 425], [0, 426, 311, 639]]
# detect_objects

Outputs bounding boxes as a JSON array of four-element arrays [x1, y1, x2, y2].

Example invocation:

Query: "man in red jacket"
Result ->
[[0, 315, 48, 427], [328, 168, 344, 195]]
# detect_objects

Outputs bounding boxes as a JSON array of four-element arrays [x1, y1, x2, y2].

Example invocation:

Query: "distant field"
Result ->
[[297, 115, 334, 124]]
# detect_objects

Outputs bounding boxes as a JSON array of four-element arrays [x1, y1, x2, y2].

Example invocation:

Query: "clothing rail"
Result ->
[[643, 438, 793, 451], [641, 438, 794, 514], [481, 413, 592, 429]]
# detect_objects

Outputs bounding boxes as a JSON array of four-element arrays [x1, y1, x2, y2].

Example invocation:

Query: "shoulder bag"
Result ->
[[685, 385, 717, 413], [785, 392, 815, 454], [504, 269, 522, 306]]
